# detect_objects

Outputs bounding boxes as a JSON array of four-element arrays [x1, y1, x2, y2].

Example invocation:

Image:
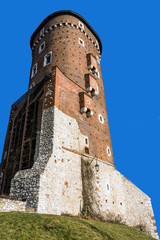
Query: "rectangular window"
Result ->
[[39, 42, 45, 53], [85, 147, 89, 154], [78, 38, 84, 47], [85, 137, 89, 146], [79, 21, 84, 29], [31, 63, 37, 78], [43, 51, 52, 67]]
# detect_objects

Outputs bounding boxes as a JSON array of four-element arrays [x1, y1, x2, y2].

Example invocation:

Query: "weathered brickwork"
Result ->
[[29, 14, 101, 88], [0, 11, 159, 240], [54, 67, 113, 164]]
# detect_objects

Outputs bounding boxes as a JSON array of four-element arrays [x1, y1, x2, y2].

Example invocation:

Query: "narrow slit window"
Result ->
[[85, 137, 89, 146], [107, 147, 111, 156]]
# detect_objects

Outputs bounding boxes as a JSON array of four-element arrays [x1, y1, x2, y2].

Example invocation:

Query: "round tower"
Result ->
[[0, 12, 159, 240], [29, 10, 102, 88], [29, 10, 114, 165]]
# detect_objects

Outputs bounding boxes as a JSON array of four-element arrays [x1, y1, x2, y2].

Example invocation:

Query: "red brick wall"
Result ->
[[31, 14, 114, 165], [54, 67, 114, 165], [29, 15, 101, 88]]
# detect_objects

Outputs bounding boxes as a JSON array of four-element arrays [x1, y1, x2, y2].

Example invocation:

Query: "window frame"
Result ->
[[39, 42, 45, 54], [43, 51, 52, 67], [107, 146, 111, 156], [98, 114, 104, 124], [31, 63, 37, 79], [78, 38, 84, 47], [79, 21, 84, 29], [84, 136, 89, 147]]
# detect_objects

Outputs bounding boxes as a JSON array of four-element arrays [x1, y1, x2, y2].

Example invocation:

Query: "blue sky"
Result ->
[[0, 0, 160, 234]]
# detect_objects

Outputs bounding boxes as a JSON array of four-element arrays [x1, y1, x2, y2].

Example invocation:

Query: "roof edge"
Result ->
[[30, 10, 102, 54]]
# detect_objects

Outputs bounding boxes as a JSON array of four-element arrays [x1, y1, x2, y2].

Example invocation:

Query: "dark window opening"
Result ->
[[85, 147, 89, 154], [85, 138, 88, 145], [46, 55, 51, 64]]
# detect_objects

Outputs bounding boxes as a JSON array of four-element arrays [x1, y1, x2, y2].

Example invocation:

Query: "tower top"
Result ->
[[30, 10, 102, 53]]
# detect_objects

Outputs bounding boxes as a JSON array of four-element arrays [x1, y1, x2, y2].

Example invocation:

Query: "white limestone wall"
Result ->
[[10, 105, 158, 239], [37, 107, 85, 215], [0, 198, 26, 212], [82, 159, 158, 239]]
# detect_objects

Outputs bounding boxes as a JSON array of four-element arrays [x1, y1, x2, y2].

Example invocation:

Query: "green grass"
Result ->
[[0, 212, 156, 240]]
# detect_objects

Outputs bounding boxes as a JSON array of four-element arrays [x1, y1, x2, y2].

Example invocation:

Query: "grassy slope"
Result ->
[[0, 212, 156, 240]]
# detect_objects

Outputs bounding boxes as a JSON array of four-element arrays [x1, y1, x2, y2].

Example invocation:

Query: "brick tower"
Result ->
[[0, 11, 158, 239]]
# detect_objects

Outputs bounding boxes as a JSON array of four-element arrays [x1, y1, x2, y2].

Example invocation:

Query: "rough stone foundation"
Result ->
[[82, 157, 159, 239], [0, 198, 26, 212], [9, 106, 159, 239], [10, 106, 55, 209]]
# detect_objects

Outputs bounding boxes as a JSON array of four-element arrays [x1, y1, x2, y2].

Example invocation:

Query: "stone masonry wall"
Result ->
[[10, 107, 55, 209], [37, 106, 85, 215], [9, 105, 159, 239], [0, 198, 26, 212], [82, 158, 159, 239]]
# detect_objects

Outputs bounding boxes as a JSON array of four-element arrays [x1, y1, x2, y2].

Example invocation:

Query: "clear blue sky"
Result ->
[[0, 0, 160, 234]]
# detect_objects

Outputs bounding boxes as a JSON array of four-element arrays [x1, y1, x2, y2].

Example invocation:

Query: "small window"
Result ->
[[85, 137, 89, 146], [39, 42, 45, 53], [87, 100, 90, 105], [107, 184, 109, 190], [98, 114, 104, 124], [107, 147, 111, 156], [40, 28, 44, 37], [85, 147, 89, 154], [43, 51, 52, 67], [31, 63, 37, 78], [78, 38, 84, 47], [79, 21, 84, 29]]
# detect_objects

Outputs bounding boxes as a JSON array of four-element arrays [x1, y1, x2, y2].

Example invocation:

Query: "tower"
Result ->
[[0, 11, 158, 239]]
